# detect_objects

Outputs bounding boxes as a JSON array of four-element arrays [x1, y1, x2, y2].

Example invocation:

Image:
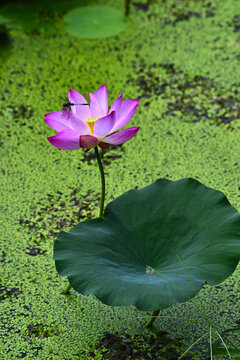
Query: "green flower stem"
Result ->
[[63, 146, 106, 295], [94, 146, 105, 218], [144, 310, 160, 328]]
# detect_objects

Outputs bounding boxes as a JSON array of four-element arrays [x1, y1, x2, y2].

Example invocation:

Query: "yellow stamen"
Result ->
[[85, 117, 99, 134]]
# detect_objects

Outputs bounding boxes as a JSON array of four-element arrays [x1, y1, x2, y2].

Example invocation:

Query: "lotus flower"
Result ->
[[45, 85, 139, 150]]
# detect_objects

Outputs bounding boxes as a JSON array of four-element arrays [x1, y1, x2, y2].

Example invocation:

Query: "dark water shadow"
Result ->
[[0, 28, 12, 69]]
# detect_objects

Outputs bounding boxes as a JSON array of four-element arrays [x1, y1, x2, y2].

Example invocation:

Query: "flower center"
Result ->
[[85, 117, 99, 134]]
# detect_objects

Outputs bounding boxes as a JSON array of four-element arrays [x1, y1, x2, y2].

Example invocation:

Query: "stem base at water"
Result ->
[[63, 283, 72, 294], [144, 310, 160, 328]]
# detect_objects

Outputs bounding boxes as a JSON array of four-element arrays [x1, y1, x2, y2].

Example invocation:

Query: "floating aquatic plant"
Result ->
[[45, 85, 240, 330], [64, 6, 127, 39]]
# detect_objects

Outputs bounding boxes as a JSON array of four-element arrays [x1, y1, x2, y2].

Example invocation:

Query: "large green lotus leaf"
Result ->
[[64, 6, 126, 39], [54, 178, 240, 311]]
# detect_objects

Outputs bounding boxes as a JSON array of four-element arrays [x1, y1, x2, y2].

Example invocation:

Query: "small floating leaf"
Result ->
[[64, 6, 126, 39]]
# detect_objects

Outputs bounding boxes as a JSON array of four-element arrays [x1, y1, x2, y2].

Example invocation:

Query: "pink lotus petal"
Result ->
[[103, 127, 140, 145], [89, 85, 108, 118], [93, 111, 116, 137], [80, 135, 99, 149], [45, 112, 70, 132], [112, 99, 139, 132], [62, 109, 91, 135], [47, 129, 81, 150], [89, 92, 104, 118], [68, 89, 91, 119], [109, 93, 122, 115], [93, 84, 108, 115], [99, 142, 110, 149]]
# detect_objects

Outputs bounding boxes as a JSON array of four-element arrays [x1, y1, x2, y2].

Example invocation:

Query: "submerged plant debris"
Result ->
[[89, 330, 195, 360], [129, 61, 240, 126], [19, 189, 96, 245], [26, 323, 60, 338]]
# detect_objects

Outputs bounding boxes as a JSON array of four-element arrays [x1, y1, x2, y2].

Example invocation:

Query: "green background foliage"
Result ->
[[0, 0, 240, 358]]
